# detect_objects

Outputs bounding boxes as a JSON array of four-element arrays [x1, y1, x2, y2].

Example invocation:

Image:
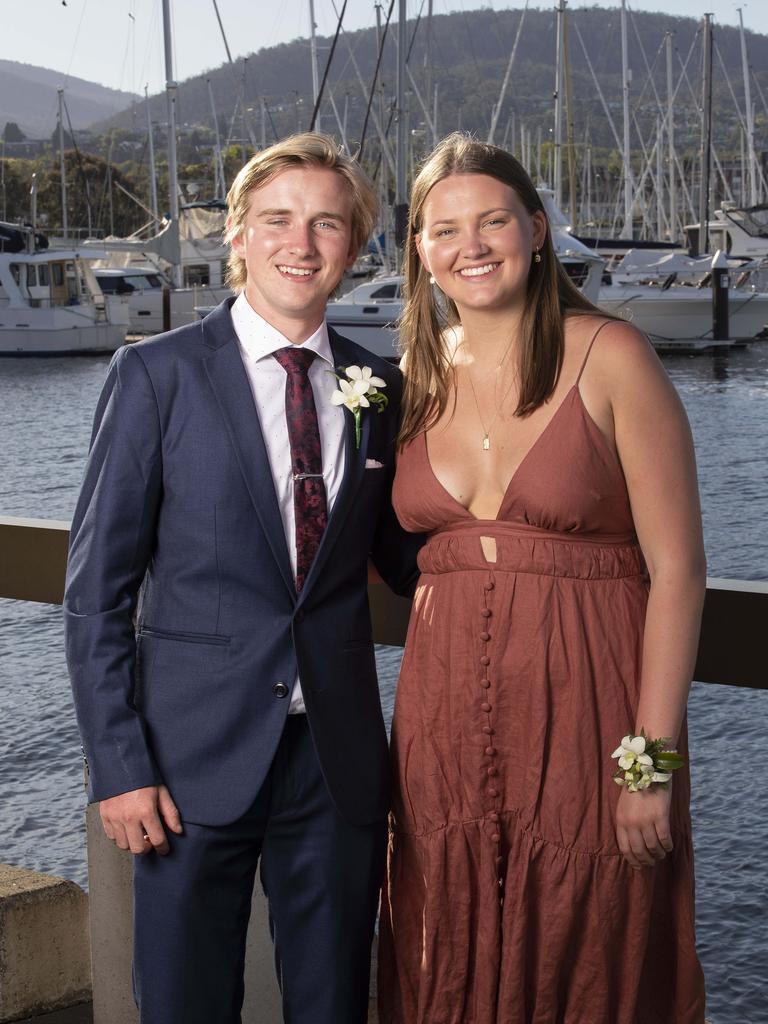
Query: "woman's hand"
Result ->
[[615, 784, 673, 870]]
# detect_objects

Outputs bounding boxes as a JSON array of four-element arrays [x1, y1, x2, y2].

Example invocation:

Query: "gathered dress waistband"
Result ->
[[419, 520, 645, 581]]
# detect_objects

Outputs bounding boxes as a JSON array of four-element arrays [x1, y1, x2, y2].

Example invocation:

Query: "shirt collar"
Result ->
[[231, 291, 334, 366]]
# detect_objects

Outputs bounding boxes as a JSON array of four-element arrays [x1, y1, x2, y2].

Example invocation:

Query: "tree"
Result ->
[[3, 122, 27, 144], [0, 158, 35, 221], [36, 151, 147, 237]]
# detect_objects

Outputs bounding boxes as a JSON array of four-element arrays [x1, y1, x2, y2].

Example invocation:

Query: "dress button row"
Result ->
[[480, 608, 492, 618], [488, 787, 498, 797], [484, 581, 495, 591], [481, 702, 492, 713], [485, 746, 497, 756], [487, 766, 498, 777], [491, 833, 501, 843], [480, 655, 490, 666], [482, 725, 493, 735], [480, 631, 491, 642], [480, 678, 491, 689]]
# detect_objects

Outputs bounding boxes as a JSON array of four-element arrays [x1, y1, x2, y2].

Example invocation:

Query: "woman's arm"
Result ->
[[596, 323, 706, 869]]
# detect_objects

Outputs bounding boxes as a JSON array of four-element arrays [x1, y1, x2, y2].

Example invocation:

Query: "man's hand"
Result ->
[[99, 785, 183, 856]]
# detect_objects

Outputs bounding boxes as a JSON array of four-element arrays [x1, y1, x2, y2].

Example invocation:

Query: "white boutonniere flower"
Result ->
[[330, 365, 388, 449], [611, 731, 683, 792]]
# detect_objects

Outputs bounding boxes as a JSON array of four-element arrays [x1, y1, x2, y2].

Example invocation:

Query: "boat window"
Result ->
[[51, 263, 64, 286], [184, 264, 210, 286], [27, 265, 37, 287], [10, 264, 20, 285], [96, 277, 118, 293], [38, 264, 49, 286], [146, 274, 163, 288], [370, 284, 400, 300]]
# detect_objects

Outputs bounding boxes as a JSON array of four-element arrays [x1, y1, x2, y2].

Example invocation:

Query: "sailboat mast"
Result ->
[[738, 7, 757, 206], [145, 86, 159, 221], [553, 0, 564, 207], [620, 0, 632, 237], [395, 0, 408, 246], [666, 33, 676, 242], [563, 3, 577, 229], [161, 0, 181, 283], [58, 88, 68, 240], [207, 78, 226, 200], [309, 0, 321, 132], [698, 13, 713, 256], [487, 1, 529, 147]]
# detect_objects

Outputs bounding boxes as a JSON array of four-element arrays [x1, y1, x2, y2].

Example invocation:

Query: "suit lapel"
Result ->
[[202, 301, 295, 600], [299, 329, 371, 600]]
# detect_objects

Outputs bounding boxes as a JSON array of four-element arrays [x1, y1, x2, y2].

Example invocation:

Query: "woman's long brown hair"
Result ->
[[398, 133, 607, 447]]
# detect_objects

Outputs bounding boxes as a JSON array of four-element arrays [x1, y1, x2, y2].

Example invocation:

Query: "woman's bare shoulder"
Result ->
[[567, 313, 668, 393]]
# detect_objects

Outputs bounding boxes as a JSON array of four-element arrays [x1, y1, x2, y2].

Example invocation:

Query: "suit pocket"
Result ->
[[138, 626, 231, 646]]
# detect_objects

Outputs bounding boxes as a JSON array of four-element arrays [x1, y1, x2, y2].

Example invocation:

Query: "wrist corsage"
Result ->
[[330, 365, 388, 449], [611, 730, 684, 792]]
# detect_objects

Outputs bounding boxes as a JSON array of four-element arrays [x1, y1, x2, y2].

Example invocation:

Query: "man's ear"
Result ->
[[227, 215, 245, 258], [344, 240, 358, 271]]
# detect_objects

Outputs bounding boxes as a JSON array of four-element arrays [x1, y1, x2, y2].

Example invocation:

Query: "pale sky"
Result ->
[[3, 1, 766, 96]]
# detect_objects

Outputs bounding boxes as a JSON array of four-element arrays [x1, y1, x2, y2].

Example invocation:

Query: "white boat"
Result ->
[[597, 249, 768, 349], [83, 204, 233, 334], [94, 267, 231, 334], [0, 225, 129, 356]]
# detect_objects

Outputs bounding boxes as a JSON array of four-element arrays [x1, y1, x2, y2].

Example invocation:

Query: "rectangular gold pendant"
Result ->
[[482, 435, 490, 450]]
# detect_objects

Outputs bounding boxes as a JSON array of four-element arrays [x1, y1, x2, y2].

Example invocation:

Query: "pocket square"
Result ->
[[365, 458, 385, 469]]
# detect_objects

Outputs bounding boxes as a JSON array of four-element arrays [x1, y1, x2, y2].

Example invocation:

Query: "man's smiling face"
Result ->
[[229, 165, 358, 341]]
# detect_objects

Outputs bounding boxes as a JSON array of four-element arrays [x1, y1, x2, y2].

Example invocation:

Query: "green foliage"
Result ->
[[2, 122, 26, 144]]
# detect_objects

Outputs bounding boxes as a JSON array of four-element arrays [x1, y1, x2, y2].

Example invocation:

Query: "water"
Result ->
[[1, 345, 767, 1023]]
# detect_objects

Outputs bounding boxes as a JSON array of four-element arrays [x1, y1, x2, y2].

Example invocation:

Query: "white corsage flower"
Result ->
[[329, 365, 388, 449], [611, 730, 684, 792], [345, 364, 386, 392], [612, 734, 654, 772]]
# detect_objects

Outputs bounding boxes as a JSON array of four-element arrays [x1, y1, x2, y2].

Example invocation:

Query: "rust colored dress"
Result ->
[[378, 337, 705, 1024]]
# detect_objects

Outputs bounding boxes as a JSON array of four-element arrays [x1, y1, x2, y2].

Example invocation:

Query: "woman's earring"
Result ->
[[429, 275, 436, 284], [533, 248, 542, 264]]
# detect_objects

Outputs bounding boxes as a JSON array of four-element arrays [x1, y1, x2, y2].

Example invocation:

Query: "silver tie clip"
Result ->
[[293, 472, 324, 481]]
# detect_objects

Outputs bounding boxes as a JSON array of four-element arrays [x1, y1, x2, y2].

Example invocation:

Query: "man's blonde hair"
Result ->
[[224, 133, 378, 291]]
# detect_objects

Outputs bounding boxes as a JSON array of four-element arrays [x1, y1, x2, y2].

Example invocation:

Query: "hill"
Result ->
[[94, 5, 768, 154], [0, 60, 138, 138]]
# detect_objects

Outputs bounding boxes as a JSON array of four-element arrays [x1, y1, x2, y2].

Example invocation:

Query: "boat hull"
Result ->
[[126, 286, 232, 334], [0, 322, 127, 355], [598, 286, 768, 344]]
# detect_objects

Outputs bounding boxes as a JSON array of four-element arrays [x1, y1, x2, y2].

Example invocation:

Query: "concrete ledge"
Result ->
[[0, 864, 91, 1024]]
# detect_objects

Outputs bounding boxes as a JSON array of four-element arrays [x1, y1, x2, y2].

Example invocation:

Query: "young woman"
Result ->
[[378, 134, 706, 1024]]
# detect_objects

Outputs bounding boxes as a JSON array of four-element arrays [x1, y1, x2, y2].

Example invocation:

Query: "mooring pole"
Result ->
[[711, 249, 730, 342]]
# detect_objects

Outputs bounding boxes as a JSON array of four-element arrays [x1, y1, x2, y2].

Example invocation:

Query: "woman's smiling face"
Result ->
[[416, 173, 547, 317]]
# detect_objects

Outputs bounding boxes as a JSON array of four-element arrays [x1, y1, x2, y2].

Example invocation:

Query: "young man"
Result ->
[[64, 133, 421, 1024]]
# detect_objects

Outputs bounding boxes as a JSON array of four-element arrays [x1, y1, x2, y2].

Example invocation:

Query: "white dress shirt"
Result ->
[[230, 292, 346, 713]]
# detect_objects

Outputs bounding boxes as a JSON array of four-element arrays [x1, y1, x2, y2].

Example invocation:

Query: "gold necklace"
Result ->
[[465, 365, 516, 451], [456, 342, 518, 450]]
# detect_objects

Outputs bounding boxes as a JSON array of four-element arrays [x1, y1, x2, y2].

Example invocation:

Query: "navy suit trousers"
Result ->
[[132, 716, 387, 1024]]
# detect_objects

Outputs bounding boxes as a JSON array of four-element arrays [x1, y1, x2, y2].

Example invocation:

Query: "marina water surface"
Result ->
[[1, 343, 767, 1023]]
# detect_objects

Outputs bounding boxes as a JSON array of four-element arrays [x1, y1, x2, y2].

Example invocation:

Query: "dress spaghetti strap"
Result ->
[[575, 319, 614, 387]]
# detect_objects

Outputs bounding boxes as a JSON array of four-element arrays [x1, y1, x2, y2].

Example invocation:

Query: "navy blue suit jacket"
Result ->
[[64, 298, 422, 827]]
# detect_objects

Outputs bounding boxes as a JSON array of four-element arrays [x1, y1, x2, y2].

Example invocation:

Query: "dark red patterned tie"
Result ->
[[273, 346, 328, 592]]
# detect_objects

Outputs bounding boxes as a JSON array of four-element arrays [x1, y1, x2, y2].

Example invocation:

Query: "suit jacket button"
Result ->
[[294, 609, 305, 623], [273, 682, 289, 698]]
